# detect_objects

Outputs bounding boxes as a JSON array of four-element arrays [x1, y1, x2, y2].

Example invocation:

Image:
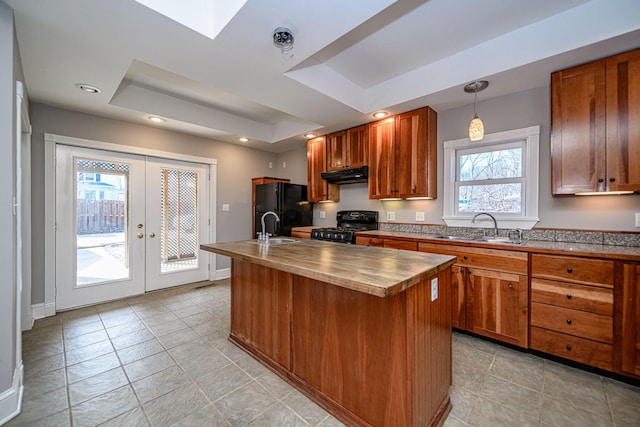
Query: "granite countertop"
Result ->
[[200, 239, 456, 298], [358, 230, 640, 262]]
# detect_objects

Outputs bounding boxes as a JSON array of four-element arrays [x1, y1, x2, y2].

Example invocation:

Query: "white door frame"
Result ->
[[43, 133, 217, 314]]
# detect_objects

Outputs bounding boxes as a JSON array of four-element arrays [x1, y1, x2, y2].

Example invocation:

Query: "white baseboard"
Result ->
[[0, 363, 24, 426], [211, 268, 230, 280], [31, 301, 56, 320]]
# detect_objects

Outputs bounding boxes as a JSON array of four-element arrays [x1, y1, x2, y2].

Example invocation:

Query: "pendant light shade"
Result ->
[[469, 115, 484, 141], [464, 80, 489, 142]]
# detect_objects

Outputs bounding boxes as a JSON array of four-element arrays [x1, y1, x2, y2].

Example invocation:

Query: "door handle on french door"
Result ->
[[137, 232, 144, 238], [149, 232, 155, 238], [137, 223, 144, 228]]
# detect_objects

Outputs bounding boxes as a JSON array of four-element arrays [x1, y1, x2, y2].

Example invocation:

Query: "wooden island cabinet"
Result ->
[[201, 239, 456, 427]]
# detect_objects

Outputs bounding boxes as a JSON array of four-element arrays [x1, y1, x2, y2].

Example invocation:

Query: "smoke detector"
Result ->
[[273, 27, 294, 58]]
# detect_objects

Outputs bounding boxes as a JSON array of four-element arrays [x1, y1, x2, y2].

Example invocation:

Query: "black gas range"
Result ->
[[310, 210, 379, 244]]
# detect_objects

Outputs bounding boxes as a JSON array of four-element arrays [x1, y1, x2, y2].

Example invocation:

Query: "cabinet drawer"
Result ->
[[531, 279, 613, 315], [419, 243, 527, 275], [383, 239, 417, 251], [355, 237, 384, 247], [530, 327, 612, 371], [530, 302, 612, 343], [531, 254, 613, 288]]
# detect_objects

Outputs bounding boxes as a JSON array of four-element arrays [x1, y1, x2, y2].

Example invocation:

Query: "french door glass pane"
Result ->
[[76, 159, 129, 285], [160, 168, 199, 273]]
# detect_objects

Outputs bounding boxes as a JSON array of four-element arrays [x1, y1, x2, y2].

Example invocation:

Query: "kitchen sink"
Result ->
[[268, 238, 297, 244], [426, 235, 467, 240]]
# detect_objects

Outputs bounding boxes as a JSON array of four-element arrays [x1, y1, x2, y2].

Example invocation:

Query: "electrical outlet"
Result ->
[[636, 212, 640, 227], [222, 204, 230, 211], [387, 211, 395, 221], [268, 162, 273, 169], [416, 212, 425, 222], [282, 161, 287, 168], [319, 211, 326, 219], [431, 278, 438, 301]]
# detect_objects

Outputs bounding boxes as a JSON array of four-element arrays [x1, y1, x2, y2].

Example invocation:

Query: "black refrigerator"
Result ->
[[254, 182, 312, 237]]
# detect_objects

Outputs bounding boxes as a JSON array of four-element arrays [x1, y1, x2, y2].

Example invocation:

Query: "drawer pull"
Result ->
[[566, 319, 572, 325], [463, 256, 468, 260], [567, 267, 573, 273], [566, 345, 572, 351], [566, 294, 572, 299]]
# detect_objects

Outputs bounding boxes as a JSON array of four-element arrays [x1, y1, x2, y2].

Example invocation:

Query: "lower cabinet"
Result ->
[[617, 262, 640, 377], [419, 243, 529, 347], [530, 254, 614, 370]]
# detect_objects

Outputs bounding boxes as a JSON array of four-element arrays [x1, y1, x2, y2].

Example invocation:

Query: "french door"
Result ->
[[55, 145, 209, 310]]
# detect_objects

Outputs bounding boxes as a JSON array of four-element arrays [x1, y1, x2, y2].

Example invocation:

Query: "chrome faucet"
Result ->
[[258, 211, 280, 244], [472, 212, 498, 238]]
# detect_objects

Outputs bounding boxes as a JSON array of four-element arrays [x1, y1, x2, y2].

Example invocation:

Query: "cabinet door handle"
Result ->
[[508, 283, 513, 289], [598, 178, 604, 183], [463, 256, 468, 260], [566, 294, 572, 299], [566, 345, 572, 351], [609, 177, 616, 182], [566, 319, 572, 325], [567, 267, 573, 273]]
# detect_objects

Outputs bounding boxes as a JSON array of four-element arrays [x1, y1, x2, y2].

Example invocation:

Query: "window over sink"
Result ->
[[443, 126, 540, 229]]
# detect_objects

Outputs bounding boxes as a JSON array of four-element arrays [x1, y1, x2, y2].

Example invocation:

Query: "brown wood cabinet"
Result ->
[[327, 125, 368, 171], [530, 254, 614, 370], [551, 47, 640, 195], [307, 136, 339, 202], [418, 242, 528, 347], [369, 107, 437, 199], [251, 177, 290, 237], [616, 262, 640, 377]]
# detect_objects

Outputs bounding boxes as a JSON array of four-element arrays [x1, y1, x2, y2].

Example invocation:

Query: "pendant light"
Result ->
[[464, 80, 489, 141]]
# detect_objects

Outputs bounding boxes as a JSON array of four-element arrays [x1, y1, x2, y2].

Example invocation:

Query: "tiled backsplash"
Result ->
[[378, 223, 640, 247]]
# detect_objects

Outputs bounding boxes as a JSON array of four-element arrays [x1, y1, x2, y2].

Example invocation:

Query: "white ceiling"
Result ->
[[5, 0, 640, 153]]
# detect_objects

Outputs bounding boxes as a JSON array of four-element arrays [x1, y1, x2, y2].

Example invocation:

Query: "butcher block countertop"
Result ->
[[358, 230, 640, 262], [200, 239, 455, 298]]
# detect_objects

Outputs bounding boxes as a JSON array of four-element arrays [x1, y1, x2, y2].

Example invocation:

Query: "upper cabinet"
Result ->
[[327, 125, 368, 171], [369, 107, 437, 199], [307, 136, 339, 203], [551, 47, 640, 195]]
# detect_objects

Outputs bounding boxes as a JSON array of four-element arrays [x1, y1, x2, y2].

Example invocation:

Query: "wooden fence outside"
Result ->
[[77, 199, 126, 234]]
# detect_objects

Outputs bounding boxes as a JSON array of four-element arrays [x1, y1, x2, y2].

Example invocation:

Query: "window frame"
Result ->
[[443, 126, 540, 230]]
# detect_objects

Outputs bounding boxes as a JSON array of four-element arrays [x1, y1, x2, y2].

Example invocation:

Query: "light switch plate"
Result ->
[[387, 211, 395, 221], [431, 278, 438, 301], [222, 204, 230, 211], [636, 213, 640, 227], [416, 212, 425, 222], [319, 211, 326, 219]]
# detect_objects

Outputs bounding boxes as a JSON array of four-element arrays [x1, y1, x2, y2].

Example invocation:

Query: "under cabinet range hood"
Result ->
[[321, 166, 368, 184]]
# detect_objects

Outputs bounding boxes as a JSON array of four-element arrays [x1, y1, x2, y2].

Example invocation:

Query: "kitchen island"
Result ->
[[200, 239, 456, 427]]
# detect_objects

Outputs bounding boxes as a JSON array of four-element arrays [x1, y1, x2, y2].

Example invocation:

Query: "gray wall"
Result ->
[[315, 86, 640, 231], [0, 0, 18, 408], [29, 104, 306, 304]]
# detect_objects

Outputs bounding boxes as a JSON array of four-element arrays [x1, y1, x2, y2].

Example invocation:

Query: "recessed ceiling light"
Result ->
[[147, 116, 166, 123], [304, 133, 317, 139], [75, 83, 101, 94], [373, 111, 388, 119], [239, 137, 250, 142]]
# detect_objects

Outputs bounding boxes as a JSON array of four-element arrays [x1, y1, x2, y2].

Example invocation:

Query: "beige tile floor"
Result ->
[[7, 279, 640, 427]]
